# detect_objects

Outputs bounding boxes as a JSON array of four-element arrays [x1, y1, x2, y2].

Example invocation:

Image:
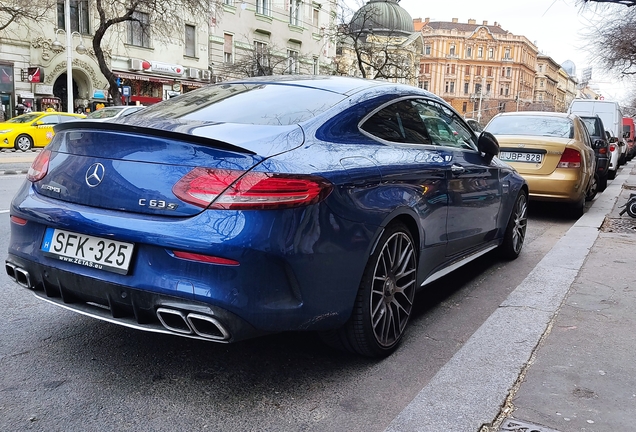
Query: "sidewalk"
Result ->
[[385, 163, 635, 432], [495, 164, 636, 431]]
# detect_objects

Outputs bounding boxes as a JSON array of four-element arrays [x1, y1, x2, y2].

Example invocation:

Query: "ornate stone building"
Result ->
[[335, 0, 422, 87], [533, 54, 577, 112], [414, 17, 538, 125]]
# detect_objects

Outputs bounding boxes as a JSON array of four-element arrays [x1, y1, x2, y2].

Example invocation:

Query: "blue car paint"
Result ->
[[7, 76, 527, 342]]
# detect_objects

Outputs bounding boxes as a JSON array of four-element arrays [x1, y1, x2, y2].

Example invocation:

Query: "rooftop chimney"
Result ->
[[483, 20, 488, 25], [452, 18, 458, 23], [468, 19, 476, 25], [494, 21, 498, 26]]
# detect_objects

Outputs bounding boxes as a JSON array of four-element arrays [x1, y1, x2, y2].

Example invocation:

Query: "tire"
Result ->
[[568, 195, 585, 219], [319, 222, 417, 357], [499, 191, 528, 260], [598, 173, 608, 192], [608, 169, 616, 180], [14, 134, 33, 151], [585, 174, 598, 202]]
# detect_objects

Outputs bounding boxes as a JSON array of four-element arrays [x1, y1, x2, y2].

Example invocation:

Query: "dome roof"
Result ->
[[350, 0, 415, 36]]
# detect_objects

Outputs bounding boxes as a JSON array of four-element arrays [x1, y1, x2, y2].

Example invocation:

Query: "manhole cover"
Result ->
[[499, 418, 562, 432], [600, 217, 636, 234]]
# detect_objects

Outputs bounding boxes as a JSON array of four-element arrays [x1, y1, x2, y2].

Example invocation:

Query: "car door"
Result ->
[[416, 99, 502, 257], [358, 97, 450, 279], [31, 114, 60, 147]]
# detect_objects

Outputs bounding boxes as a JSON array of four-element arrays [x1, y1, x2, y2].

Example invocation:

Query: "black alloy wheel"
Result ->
[[320, 222, 417, 357], [499, 191, 528, 260]]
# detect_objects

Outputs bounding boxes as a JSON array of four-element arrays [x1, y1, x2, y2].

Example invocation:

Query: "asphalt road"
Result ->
[[0, 173, 580, 432]]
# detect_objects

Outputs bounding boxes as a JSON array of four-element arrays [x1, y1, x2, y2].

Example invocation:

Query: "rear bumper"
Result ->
[[522, 169, 586, 203], [6, 255, 264, 342]]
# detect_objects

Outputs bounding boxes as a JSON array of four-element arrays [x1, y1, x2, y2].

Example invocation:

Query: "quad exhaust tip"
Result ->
[[156, 308, 230, 341], [5, 262, 32, 289]]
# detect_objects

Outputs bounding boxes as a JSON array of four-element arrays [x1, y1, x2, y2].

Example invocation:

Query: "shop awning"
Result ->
[[114, 71, 174, 85]]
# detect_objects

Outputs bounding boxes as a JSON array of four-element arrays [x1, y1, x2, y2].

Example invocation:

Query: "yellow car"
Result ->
[[0, 111, 86, 151], [485, 111, 597, 217]]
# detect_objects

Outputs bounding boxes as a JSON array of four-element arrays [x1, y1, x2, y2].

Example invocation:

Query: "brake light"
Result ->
[[610, 144, 616, 152], [557, 148, 581, 168], [173, 250, 239, 266], [27, 149, 51, 182], [599, 147, 607, 154], [173, 167, 334, 210]]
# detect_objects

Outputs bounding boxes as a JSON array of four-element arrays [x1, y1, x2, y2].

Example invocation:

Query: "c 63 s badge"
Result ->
[[138, 199, 179, 210]]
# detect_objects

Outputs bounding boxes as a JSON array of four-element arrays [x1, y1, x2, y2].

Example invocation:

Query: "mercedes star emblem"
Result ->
[[85, 163, 105, 187]]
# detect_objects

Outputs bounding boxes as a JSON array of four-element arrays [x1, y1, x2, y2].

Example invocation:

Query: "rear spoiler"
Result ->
[[54, 121, 256, 155]]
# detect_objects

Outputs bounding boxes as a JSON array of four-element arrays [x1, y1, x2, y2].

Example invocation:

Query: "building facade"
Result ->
[[210, 0, 336, 80], [0, 0, 213, 116], [533, 54, 577, 112], [415, 17, 538, 125], [335, 0, 422, 87]]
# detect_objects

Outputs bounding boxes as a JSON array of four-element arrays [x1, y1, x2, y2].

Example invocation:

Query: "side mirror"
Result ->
[[478, 131, 499, 163], [609, 136, 618, 144], [35, 120, 44, 126], [624, 131, 631, 139]]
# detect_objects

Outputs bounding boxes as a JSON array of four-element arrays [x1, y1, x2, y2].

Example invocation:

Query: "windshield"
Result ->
[[136, 83, 346, 125], [6, 113, 39, 124], [86, 108, 124, 119], [486, 115, 574, 138]]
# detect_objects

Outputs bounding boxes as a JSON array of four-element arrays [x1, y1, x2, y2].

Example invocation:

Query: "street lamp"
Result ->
[[51, 0, 88, 113]]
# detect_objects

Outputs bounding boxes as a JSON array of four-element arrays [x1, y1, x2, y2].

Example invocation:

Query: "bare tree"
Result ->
[[582, 1, 636, 75], [218, 37, 316, 80], [332, 0, 418, 83], [0, 0, 56, 32], [92, 0, 219, 104]]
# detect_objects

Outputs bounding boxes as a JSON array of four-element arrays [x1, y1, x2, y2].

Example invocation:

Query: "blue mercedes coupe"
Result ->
[[6, 76, 528, 357]]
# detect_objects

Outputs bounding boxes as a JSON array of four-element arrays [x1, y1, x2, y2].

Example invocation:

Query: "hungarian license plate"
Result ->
[[499, 151, 543, 163], [41, 228, 134, 274]]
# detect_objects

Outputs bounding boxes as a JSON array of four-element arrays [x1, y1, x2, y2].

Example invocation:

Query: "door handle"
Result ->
[[451, 164, 465, 175]]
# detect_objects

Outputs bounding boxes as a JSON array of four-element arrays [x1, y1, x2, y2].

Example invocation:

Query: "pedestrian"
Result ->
[[23, 102, 32, 113], [75, 106, 84, 114]]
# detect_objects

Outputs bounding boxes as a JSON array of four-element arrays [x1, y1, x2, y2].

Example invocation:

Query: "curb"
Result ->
[[385, 165, 630, 432], [0, 169, 29, 176]]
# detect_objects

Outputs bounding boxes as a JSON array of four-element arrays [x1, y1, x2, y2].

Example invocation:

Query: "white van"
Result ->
[[568, 99, 626, 179]]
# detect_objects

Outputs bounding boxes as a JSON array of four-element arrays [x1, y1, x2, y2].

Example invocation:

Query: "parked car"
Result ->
[[485, 111, 596, 217], [466, 118, 484, 133], [0, 111, 86, 151], [579, 115, 611, 191], [623, 117, 635, 161], [569, 99, 626, 176], [84, 105, 145, 122], [6, 76, 528, 358]]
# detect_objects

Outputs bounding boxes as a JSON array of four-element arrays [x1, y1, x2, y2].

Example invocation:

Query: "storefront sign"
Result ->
[[27, 67, 43, 83], [35, 84, 54, 95], [142, 61, 184, 77], [0, 64, 13, 93]]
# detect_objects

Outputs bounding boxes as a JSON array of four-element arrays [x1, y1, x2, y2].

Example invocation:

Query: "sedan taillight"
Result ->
[[27, 149, 51, 182], [172, 167, 333, 210], [557, 148, 581, 168], [609, 144, 616, 152]]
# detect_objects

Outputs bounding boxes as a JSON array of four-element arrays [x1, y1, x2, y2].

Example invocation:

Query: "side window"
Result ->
[[414, 99, 477, 150], [38, 115, 60, 125], [360, 99, 431, 145]]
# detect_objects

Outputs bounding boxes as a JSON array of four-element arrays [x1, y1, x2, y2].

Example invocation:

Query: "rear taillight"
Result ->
[[557, 148, 581, 168], [599, 147, 607, 154], [27, 149, 51, 182], [610, 144, 616, 152], [172, 167, 333, 210]]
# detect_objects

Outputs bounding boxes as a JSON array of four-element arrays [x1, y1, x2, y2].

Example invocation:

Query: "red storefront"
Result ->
[[113, 71, 171, 105]]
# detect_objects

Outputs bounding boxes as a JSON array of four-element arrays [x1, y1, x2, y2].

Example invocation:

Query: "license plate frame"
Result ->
[[499, 151, 544, 164], [41, 227, 134, 275]]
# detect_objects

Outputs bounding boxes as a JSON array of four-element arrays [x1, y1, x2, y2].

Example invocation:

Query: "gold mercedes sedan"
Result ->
[[485, 111, 597, 217]]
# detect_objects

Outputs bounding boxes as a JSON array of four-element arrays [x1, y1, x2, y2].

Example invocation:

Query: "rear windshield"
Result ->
[[86, 108, 123, 119], [486, 115, 574, 138], [581, 117, 602, 136], [136, 83, 346, 126]]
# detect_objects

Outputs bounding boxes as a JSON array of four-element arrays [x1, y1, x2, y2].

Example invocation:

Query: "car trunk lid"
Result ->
[[497, 135, 574, 175], [33, 121, 304, 217]]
